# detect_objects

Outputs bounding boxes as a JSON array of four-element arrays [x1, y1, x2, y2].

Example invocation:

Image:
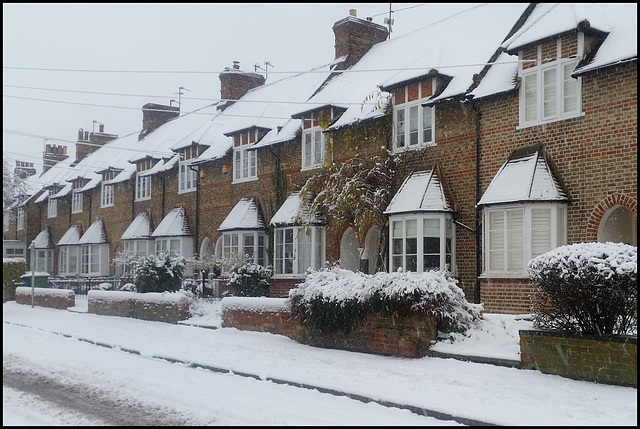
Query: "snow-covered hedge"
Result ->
[[227, 262, 272, 297], [528, 242, 637, 335], [133, 253, 185, 293], [287, 268, 482, 334]]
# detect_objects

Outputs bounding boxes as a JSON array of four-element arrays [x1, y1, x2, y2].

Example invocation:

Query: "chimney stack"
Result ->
[[333, 10, 388, 70], [43, 144, 69, 173], [75, 124, 118, 163], [218, 61, 266, 111], [138, 103, 180, 141]]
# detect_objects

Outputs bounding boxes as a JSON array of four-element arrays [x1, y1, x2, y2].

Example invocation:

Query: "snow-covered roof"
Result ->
[[477, 145, 569, 207], [503, 4, 637, 75], [121, 212, 153, 240], [270, 190, 322, 227], [79, 219, 107, 244], [29, 227, 51, 249], [307, 4, 529, 131], [468, 52, 519, 100], [57, 225, 81, 246], [218, 197, 265, 231], [384, 170, 454, 215], [152, 207, 191, 237], [196, 62, 337, 160]]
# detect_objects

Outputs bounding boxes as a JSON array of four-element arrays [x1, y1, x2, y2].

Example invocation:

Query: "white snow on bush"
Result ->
[[288, 268, 482, 325], [529, 242, 637, 279]]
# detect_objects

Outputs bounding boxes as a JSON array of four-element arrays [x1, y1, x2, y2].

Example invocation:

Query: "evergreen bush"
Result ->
[[133, 253, 185, 293], [3, 258, 26, 302], [528, 242, 637, 336], [227, 262, 272, 297]]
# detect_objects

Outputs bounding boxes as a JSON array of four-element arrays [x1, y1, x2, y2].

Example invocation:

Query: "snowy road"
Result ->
[[3, 320, 454, 426]]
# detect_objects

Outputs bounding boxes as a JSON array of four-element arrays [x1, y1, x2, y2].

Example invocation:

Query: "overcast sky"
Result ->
[[3, 3, 479, 175]]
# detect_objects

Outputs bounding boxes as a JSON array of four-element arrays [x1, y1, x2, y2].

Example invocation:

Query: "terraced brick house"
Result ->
[[4, 3, 636, 314]]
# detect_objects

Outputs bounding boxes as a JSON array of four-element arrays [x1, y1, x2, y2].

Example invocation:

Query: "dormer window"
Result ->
[[393, 79, 435, 152], [71, 179, 85, 214], [135, 158, 154, 201], [233, 129, 258, 183], [518, 37, 582, 128], [179, 146, 198, 193], [17, 206, 24, 230], [47, 188, 58, 218], [101, 170, 119, 207], [302, 113, 327, 170]]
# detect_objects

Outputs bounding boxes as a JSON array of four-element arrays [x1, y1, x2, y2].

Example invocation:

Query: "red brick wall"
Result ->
[[222, 305, 437, 358], [15, 287, 75, 309]]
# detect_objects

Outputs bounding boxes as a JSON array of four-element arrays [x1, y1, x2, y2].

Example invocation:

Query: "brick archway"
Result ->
[[585, 193, 637, 241]]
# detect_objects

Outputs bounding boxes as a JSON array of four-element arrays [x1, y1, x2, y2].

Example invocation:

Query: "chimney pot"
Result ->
[[233, 61, 240, 70], [349, 9, 357, 17], [99, 124, 104, 133]]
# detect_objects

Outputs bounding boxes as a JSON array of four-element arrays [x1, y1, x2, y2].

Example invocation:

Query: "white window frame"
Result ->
[[123, 239, 153, 277], [389, 214, 455, 274], [221, 230, 268, 268], [59, 245, 80, 276], [71, 190, 83, 214], [302, 125, 326, 170], [47, 196, 57, 218], [101, 183, 114, 207], [232, 130, 258, 183], [136, 174, 151, 201], [393, 81, 435, 152], [482, 203, 567, 277], [273, 226, 325, 277], [80, 243, 108, 276], [179, 146, 198, 193], [17, 207, 24, 230], [32, 248, 53, 273], [155, 237, 182, 257], [518, 42, 582, 128]]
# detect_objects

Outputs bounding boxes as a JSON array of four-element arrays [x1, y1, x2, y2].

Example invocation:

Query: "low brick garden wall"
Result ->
[[221, 297, 437, 358], [15, 286, 75, 309], [520, 330, 637, 387], [88, 290, 190, 324]]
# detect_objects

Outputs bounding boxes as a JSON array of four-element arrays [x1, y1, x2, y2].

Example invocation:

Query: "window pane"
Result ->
[[297, 228, 311, 274], [395, 109, 405, 148], [304, 133, 312, 167], [531, 208, 551, 258], [563, 62, 578, 114], [506, 210, 524, 271], [557, 206, 566, 246], [524, 74, 538, 122], [543, 68, 557, 118], [405, 219, 417, 237], [488, 211, 505, 271], [422, 106, 432, 143], [409, 105, 418, 145], [406, 255, 417, 272], [423, 218, 439, 236], [314, 130, 322, 165]]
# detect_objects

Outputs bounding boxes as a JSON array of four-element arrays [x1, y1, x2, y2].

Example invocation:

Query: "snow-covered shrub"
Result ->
[[227, 262, 272, 297], [133, 253, 185, 293], [97, 282, 113, 290], [119, 283, 136, 292], [287, 268, 482, 334], [528, 242, 637, 336]]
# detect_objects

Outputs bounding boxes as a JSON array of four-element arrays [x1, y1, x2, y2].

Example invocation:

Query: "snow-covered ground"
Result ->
[[3, 296, 636, 426]]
